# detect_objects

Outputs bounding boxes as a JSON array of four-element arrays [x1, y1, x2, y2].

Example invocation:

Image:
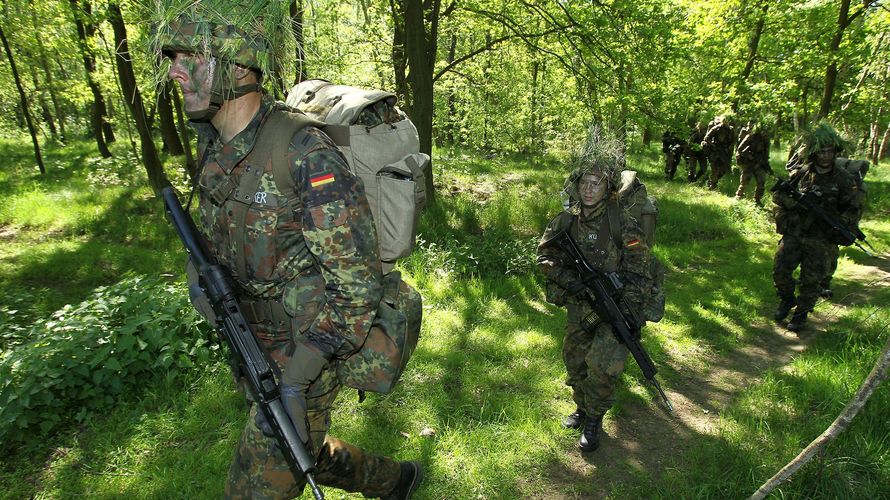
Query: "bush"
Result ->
[[0, 275, 218, 446]]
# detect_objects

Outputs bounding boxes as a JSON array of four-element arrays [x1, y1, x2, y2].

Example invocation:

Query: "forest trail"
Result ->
[[538, 253, 890, 498]]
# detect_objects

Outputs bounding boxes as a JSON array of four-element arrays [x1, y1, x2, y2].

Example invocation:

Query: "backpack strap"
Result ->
[[606, 200, 623, 249], [231, 108, 320, 280]]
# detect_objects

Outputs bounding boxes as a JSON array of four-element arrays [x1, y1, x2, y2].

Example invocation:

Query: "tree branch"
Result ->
[[749, 334, 890, 500]]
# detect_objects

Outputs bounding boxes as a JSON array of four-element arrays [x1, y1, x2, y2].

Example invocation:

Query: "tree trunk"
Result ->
[[1, 25, 45, 174], [404, 0, 437, 202], [750, 336, 890, 500], [157, 82, 184, 155], [29, 67, 58, 140], [817, 0, 852, 120], [171, 86, 197, 180], [444, 34, 457, 145], [30, 3, 66, 142], [68, 0, 113, 157], [878, 121, 890, 163], [108, 2, 169, 193], [290, 0, 307, 84], [389, 0, 409, 109], [734, 2, 769, 112]]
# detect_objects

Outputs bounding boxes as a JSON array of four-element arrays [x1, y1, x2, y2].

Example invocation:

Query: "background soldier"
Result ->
[[662, 130, 686, 181], [537, 128, 654, 453], [153, 2, 421, 498], [735, 123, 771, 205], [684, 122, 709, 182], [701, 116, 734, 190], [771, 124, 861, 332]]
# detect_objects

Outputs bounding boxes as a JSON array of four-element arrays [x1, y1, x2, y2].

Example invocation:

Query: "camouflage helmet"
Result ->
[[562, 125, 623, 213], [147, 0, 296, 119]]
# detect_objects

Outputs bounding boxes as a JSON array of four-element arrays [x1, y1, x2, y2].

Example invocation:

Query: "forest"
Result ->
[[1, 0, 889, 498]]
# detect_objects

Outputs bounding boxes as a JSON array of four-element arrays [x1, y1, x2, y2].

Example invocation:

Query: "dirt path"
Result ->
[[538, 254, 890, 499]]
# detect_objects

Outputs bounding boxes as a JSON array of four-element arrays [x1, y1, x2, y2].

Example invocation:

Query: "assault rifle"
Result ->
[[769, 169, 875, 257], [542, 229, 674, 412], [161, 187, 324, 500]]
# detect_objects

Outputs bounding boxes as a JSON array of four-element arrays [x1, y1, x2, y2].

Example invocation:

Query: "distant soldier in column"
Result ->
[[684, 122, 709, 182], [771, 124, 862, 332], [735, 123, 771, 205], [662, 130, 685, 181], [701, 116, 734, 190]]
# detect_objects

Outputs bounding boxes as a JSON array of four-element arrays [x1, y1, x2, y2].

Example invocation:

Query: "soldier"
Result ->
[[701, 116, 735, 190], [771, 124, 861, 332], [153, 2, 421, 498], [684, 122, 709, 182], [537, 129, 653, 453], [662, 130, 685, 181], [734, 123, 771, 205]]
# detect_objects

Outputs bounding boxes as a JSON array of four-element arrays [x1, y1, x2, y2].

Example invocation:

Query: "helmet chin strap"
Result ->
[[185, 58, 262, 122]]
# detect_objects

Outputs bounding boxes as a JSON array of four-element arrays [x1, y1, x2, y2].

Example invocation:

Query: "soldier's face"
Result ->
[[168, 51, 214, 114], [578, 173, 607, 207], [814, 146, 836, 171]]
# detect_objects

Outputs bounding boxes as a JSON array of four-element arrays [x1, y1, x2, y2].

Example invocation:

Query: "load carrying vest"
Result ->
[[195, 106, 421, 395]]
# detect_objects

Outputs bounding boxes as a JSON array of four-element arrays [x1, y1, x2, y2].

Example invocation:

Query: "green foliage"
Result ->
[[0, 275, 218, 447]]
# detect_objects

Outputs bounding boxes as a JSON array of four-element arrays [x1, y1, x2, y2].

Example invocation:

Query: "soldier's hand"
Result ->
[[564, 278, 588, 297]]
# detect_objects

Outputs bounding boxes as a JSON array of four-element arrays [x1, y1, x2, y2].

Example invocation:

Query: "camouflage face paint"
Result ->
[[168, 51, 214, 114], [578, 173, 607, 208]]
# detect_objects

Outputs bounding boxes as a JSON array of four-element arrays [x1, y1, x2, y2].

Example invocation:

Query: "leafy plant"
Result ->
[[0, 275, 218, 446]]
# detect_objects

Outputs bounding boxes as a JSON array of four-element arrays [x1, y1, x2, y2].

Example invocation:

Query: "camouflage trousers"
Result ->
[[563, 304, 630, 418], [735, 162, 767, 203], [822, 244, 840, 290], [685, 153, 707, 181], [707, 153, 732, 189], [225, 332, 400, 499], [773, 236, 833, 313], [664, 151, 682, 180]]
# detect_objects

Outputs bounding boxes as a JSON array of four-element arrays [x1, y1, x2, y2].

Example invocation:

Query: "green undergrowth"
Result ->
[[1, 138, 888, 499]]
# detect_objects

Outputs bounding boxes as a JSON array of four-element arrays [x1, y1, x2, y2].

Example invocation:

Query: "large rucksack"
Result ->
[[614, 171, 665, 323], [285, 80, 430, 274]]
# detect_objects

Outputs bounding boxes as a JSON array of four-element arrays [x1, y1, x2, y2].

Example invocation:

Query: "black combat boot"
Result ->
[[787, 309, 809, 332], [381, 461, 423, 500], [774, 298, 795, 322], [820, 288, 833, 299], [562, 408, 586, 430], [578, 415, 603, 453]]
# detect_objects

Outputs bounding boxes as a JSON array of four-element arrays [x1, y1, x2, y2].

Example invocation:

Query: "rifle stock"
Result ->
[[162, 187, 324, 500], [543, 229, 674, 412]]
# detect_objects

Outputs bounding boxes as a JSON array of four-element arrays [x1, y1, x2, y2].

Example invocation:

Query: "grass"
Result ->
[[1, 136, 889, 499]]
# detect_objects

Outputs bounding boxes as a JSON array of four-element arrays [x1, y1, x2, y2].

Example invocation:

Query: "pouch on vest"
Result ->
[[337, 270, 422, 394]]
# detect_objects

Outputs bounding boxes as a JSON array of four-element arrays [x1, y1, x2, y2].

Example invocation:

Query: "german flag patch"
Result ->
[[310, 173, 335, 188], [626, 239, 641, 248]]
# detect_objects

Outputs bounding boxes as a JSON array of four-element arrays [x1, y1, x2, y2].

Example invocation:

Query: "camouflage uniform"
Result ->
[[702, 118, 734, 190], [192, 95, 400, 498], [735, 127, 771, 204], [537, 200, 652, 419], [772, 164, 861, 317], [662, 131, 685, 181], [684, 124, 708, 182]]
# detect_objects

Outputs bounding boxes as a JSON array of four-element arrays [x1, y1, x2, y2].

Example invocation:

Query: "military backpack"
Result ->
[[285, 80, 430, 274], [614, 171, 666, 323]]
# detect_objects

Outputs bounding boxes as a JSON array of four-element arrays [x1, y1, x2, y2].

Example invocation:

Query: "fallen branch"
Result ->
[[749, 335, 890, 500]]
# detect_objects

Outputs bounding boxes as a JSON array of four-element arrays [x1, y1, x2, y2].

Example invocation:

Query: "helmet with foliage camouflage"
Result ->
[[562, 125, 624, 213], [800, 123, 849, 159], [147, 0, 296, 119]]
